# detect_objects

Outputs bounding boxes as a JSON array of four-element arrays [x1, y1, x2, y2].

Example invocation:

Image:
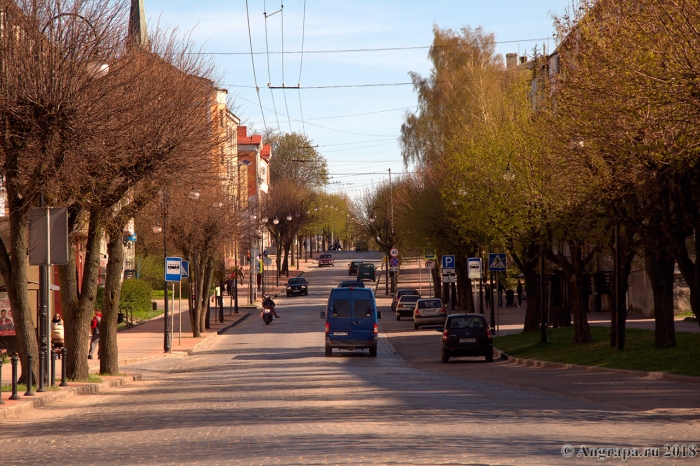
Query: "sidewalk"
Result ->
[[392, 259, 699, 335], [1, 256, 312, 419]]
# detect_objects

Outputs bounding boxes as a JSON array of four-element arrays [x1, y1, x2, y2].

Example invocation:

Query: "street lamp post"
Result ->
[[273, 217, 280, 286]]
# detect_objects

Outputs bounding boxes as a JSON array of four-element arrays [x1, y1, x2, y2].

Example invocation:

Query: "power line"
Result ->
[[297, 0, 307, 134], [263, 0, 281, 131], [190, 38, 553, 55], [280, 2, 292, 132], [307, 107, 411, 121], [234, 93, 397, 138], [245, 0, 267, 131], [227, 82, 412, 89]]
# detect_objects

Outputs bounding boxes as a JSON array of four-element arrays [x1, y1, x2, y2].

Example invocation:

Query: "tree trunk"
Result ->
[[100, 227, 125, 375], [610, 223, 636, 349], [198, 257, 214, 334], [645, 244, 676, 349], [0, 198, 37, 384], [61, 208, 104, 380], [511, 243, 541, 332]]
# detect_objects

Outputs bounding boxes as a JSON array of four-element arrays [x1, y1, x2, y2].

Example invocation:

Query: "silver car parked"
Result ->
[[413, 298, 446, 329]]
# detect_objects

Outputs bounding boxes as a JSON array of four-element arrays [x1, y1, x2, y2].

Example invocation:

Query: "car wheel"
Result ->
[[414, 323, 419, 330], [396, 313, 400, 321], [441, 352, 450, 363], [486, 351, 494, 363], [369, 345, 377, 357], [325, 345, 332, 357]]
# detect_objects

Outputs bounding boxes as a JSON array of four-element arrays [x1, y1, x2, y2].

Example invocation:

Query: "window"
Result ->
[[331, 300, 350, 318], [353, 300, 373, 318], [419, 300, 441, 309], [449, 317, 485, 328]]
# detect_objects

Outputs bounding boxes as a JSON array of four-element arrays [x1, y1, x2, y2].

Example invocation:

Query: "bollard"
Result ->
[[50, 349, 56, 387], [60, 347, 68, 386], [37, 350, 46, 392], [24, 353, 35, 396], [9, 354, 20, 400], [0, 358, 4, 404]]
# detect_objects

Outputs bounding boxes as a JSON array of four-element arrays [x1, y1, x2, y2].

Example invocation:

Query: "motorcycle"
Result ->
[[261, 296, 276, 325], [262, 307, 273, 325]]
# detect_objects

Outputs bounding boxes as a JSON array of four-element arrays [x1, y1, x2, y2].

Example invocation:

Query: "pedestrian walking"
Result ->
[[485, 283, 491, 308], [498, 280, 505, 307], [516, 280, 523, 308], [88, 308, 101, 359]]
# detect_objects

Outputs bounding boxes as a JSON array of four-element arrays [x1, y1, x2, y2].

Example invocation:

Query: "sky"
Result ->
[[144, 0, 573, 199]]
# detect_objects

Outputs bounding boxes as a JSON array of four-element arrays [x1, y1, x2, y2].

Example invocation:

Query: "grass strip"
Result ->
[[494, 326, 700, 377]]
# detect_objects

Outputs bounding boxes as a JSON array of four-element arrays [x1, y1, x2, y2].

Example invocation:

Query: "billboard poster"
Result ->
[[0, 292, 16, 336]]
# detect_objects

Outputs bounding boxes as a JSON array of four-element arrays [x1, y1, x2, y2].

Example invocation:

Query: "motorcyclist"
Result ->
[[262, 295, 279, 318]]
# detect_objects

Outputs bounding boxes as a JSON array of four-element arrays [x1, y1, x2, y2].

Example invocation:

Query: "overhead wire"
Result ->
[[297, 0, 307, 134], [235, 93, 396, 138], [263, 0, 282, 132], [192, 38, 553, 55], [245, 0, 267, 131], [280, 2, 293, 132]]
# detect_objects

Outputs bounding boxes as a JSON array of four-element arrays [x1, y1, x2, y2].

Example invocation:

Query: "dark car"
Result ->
[[391, 288, 420, 312], [355, 240, 369, 252], [348, 260, 362, 275], [438, 313, 493, 363], [338, 280, 365, 288], [285, 277, 309, 297], [356, 262, 376, 281]]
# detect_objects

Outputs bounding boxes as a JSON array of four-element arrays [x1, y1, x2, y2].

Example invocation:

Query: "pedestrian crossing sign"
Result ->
[[488, 253, 507, 271]]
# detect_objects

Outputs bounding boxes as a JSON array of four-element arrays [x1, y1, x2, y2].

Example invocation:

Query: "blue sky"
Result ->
[[145, 1, 572, 198]]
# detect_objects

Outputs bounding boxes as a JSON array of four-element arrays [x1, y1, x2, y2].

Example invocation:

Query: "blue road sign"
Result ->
[[389, 257, 400, 267], [181, 260, 189, 278], [488, 253, 507, 272], [442, 255, 455, 269], [165, 257, 182, 282]]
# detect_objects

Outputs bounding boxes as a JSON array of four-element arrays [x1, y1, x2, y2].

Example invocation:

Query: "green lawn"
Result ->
[[494, 326, 700, 377]]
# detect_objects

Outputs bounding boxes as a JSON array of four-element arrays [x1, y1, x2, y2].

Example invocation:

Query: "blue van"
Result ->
[[321, 287, 382, 357]]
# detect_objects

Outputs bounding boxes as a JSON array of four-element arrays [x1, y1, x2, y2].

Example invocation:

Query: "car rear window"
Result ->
[[418, 300, 441, 309], [399, 295, 420, 303], [448, 317, 486, 329], [320, 254, 331, 259], [288, 278, 304, 284], [331, 299, 351, 318], [353, 299, 373, 318]]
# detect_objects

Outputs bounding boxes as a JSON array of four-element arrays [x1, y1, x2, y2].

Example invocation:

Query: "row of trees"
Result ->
[[370, 0, 699, 349], [0, 0, 223, 381]]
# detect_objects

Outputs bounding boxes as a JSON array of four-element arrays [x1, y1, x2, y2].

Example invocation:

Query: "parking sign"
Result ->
[[441, 255, 455, 269]]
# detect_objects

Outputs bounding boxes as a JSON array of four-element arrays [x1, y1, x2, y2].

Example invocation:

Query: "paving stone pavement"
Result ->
[[2, 251, 698, 465]]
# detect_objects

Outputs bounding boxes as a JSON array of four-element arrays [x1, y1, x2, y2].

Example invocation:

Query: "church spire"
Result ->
[[128, 0, 149, 49]]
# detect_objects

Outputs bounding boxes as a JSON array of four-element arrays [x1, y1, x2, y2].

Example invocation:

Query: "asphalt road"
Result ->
[[2, 251, 698, 465]]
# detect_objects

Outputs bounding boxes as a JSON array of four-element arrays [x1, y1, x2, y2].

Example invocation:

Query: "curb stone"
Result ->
[[0, 373, 141, 421], [494, 348, 700, 384]]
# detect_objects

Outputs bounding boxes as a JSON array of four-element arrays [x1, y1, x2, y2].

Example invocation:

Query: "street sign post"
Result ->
[[390, 248, 399, 257], [425, 260, 435, 269], [181, 260, 190, 279], [165, 257, 182, 282], [441, 269, 456, 283], [467, 258, 482, 279], [488, 253, 507, 272], [423, 249, 436, 261], [441, 255, 455, 269]]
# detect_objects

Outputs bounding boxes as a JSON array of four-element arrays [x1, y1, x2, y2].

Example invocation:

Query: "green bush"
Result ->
[[137, 255, 164, 291], [120, 278, 153, 314]]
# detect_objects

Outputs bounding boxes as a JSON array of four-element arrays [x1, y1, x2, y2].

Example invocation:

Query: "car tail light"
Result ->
[[373, 323, 378, 335], [414, 309, 419, 315], [325, 323, 330, 335], [442, 329, 448, 341], [486, 329, 493, 340], [440, 307, 446, 314]]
